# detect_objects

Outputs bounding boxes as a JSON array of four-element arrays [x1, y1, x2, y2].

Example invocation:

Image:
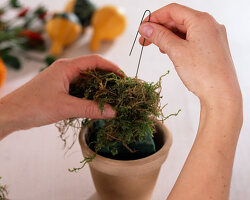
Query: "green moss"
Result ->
[[57, 70, 180, 172]]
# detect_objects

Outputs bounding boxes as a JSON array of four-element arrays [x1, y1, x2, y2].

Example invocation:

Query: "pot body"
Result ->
[[89, 166, 160, 200], [79, 120, 172, 200]]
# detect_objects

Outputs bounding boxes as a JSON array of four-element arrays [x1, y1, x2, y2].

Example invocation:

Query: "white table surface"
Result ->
[[1, 0, 250, 199]]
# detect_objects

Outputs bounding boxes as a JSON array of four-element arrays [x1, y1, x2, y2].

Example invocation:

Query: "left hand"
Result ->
[[0, 55, 121, 138]]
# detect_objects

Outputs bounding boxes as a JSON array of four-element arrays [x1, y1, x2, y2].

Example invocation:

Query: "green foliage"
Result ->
[[74, 0, 96, 27], [0, 1, 48, 70], [9, 0, 21, 8], [1, 53, 21, 70], [40, 56, 57, 72], [44, 56, 56, 66], [68, 154, 96, 173], [0, 177, 8, 200]]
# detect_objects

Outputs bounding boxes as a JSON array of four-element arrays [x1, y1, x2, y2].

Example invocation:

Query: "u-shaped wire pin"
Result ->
[[129, 10, 151, 78]]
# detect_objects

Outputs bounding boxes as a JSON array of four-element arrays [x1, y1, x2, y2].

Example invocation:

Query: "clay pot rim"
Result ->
[[79, 119, 172, 167]]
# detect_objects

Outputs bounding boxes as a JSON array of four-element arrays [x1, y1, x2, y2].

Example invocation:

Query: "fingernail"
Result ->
[[140, 24, 153, 38], [102, 106, 116, 118]]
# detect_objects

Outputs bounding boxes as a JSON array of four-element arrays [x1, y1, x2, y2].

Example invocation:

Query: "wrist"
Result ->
[[199, 94, 243, 132], [0, 97, 22, 140], [0, 112, 13, 141], [200, 89, 242, 112], [0, 115, 14, 140]]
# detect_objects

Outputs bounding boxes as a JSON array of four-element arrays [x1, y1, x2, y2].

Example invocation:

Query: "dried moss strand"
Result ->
[[0, 177, 8, 200], [57, 70, 179, 161], [68, 154, 96, 173], [162, 109, 182, 121]]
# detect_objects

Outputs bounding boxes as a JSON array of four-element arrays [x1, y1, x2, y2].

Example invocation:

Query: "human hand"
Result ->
[[139, 3, 242, 106], [0, 55, 120, 138], [137, 5, 243, 200]]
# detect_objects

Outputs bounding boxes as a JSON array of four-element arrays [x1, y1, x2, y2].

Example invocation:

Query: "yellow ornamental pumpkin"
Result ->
[[90, 6, 126, 52], [46, 13, 82, 56], [65, 0, 75, 12], [0, 58, 7, 89]]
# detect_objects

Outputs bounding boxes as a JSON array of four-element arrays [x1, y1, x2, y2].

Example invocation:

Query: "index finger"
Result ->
[[64, 54, 125, 80]]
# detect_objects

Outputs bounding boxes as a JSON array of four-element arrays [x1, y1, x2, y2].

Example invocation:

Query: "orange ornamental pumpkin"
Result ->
[[0, 58, 7, 88], [90, 6, 127, 52], [45, 13, 82, 56]]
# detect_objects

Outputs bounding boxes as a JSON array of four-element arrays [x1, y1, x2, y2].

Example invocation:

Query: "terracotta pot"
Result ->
[[79, 120, 172, 200]]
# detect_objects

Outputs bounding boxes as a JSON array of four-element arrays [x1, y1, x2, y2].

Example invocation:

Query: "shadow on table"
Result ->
[[87, 193, 98, 200]]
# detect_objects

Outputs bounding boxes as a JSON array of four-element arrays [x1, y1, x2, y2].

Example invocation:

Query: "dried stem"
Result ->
[[0, 177, 8, 200]]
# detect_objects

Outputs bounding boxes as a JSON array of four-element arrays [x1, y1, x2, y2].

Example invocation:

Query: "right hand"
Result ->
[[139, 3, 242, 105]]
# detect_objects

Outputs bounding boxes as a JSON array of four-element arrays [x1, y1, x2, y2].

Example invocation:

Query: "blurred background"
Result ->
[[0, 0, 250, 199]]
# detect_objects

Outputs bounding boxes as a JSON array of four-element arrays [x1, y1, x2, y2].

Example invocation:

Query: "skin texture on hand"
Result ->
[[138, 3, 243, 200], [139, 3, 242, 105], [0, 3, 243, 200], [0, 55, 121, 140]]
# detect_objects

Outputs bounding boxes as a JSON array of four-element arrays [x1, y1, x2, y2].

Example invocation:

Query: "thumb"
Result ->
[[139, 22, 185, 58], [64, 96, 116, 119]]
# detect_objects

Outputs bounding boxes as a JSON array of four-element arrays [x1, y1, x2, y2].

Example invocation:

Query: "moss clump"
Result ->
[[57, 70, 180, 171], [0, 177, 8, 200]]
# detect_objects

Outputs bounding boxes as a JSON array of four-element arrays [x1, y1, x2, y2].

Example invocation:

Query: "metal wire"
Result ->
[[129, 10, 151, 78]]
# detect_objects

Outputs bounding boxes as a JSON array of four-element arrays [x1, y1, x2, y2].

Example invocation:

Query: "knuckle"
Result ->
[[92, 54, 102, 61], [213, 24, 226, 36], [195, 12, 215, 24], [193, 11, 203, 19], [168, 3, 179, 8], [91, 54, 103, 66], [155, 29, 169, 44], [220, 24, 227, 33], [201, 12, 212, 19], [169, 45, 185, 61], [54, 58, 69, 66], [83, 104, 100, 118]]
